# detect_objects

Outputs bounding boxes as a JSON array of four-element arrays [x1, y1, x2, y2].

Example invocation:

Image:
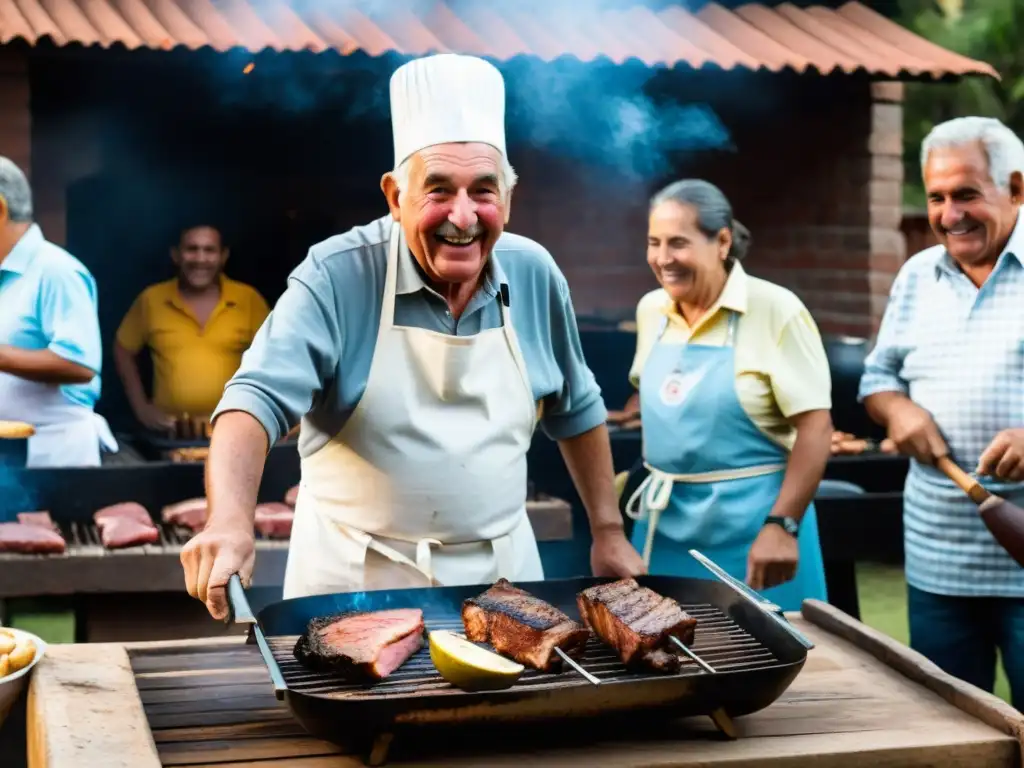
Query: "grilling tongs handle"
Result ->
[[225, 573, 289, 698], [226, 572, 256, 626], [687, 549, 815, 650]]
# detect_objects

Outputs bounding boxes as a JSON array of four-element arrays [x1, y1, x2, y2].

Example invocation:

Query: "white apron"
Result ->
[[282, 224, 544, 598], [0, 373, 117, 467]]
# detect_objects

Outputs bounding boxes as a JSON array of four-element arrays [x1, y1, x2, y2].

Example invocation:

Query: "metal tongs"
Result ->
[[226, 573, 289, 698], [688, 550, 815, 650]]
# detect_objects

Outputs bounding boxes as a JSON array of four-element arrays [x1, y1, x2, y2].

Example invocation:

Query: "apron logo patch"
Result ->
[[659, 371, 702, 407]]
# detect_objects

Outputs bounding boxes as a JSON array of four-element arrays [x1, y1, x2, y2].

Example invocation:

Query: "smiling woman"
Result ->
[[625, 178, 834, 612]]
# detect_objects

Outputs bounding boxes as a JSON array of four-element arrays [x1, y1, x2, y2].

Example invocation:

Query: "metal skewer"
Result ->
[[669, 636, 716, 673], [688, 549, 815, 650], [555, 648, 601, 685]]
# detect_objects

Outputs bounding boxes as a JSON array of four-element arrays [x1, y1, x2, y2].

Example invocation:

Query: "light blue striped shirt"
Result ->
[[0, 224, 102, 409], [215, 215, 607, 457], [858, 216, 1024, 596]]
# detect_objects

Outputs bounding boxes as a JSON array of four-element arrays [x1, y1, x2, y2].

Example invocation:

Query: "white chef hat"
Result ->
[[389, 53, 507, 169]]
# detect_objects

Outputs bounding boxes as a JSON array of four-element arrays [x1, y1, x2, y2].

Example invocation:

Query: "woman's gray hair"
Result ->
[[649, 179, 750, 269], [0, 157, 32, 222]]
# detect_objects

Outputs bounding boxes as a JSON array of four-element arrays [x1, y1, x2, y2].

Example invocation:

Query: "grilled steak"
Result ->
[[462, 579, 590, 672], [94, 503, 159, 549], [294, 608, 425, 680], [17, 511, 57, 532], [577, 579, 697, 672], [254, 502, 293, 538], [0, 522, 66, 554], [284, 484, 299, 507], [161, 497, 208, 531]]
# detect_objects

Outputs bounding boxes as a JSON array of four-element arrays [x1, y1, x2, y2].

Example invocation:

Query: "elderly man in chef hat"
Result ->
[[181, 53, 645, 618]]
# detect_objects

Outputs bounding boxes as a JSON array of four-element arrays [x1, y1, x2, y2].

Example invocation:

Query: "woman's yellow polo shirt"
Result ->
[[629, 263, 832, 450], [116, 277, 269, 416]]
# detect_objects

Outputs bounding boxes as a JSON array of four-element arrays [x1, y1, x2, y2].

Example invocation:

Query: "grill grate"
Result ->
[[0, 521, 290, 560], [268, 603, 779, 700]]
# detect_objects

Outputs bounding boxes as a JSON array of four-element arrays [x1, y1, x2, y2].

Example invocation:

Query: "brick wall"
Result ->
[[26, 53, 904, 339], [508, 77, 906, 339], [902, 210, 939, 257], [0, 49, 30, 182]]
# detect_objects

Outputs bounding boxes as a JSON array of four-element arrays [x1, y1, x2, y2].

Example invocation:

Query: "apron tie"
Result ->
[[625, 471, 673, 567], [626, 462, 787, 568], [415, 538, 443, 584]]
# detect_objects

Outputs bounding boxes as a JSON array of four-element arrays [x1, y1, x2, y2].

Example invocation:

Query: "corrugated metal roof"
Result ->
[[0, 0, 998, 80]]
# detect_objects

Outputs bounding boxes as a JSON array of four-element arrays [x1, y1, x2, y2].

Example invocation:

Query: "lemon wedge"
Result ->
[[429, 630, 524, 691]]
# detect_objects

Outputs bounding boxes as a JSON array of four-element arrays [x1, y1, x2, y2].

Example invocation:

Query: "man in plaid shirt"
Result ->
[[859, 116, 1024, 708]]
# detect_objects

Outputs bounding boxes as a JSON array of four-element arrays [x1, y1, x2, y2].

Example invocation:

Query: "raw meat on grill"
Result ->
[[293, 608, 425, 681], [94, 502, 159, 549], [17, 511, 58, 532], [94, 502, 152, 526], [0, 522, 66, 554], [577, 579, 697, 673], [284, 484, 299, 507], [161, 497, 208, 531], [462, 579, 590, 672], [254, 502, 293, 539]]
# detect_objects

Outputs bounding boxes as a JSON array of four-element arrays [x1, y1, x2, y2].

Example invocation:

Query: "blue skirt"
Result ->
[[630, 503, 828, 613]]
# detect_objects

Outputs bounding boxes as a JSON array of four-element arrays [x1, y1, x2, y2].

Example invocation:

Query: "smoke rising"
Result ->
[[501, 57, 733, 180], [205, 46, 732, 181], [0, 463, 36, 521]]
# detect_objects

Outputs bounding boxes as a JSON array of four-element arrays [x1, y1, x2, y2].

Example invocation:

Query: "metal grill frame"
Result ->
[[231, 574, 810, 738]]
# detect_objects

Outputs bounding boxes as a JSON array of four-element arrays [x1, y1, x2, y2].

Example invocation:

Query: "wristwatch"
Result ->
[[764, 515, 799, 537]]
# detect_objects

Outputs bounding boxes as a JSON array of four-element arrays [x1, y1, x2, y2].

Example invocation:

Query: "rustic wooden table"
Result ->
[[24, 601, 1024, 768]]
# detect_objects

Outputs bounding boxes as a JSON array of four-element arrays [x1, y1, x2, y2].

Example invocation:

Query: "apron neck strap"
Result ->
[[657, 308, 739, 345], [381, 222, 403, 332], [725, 310, 739, 346]]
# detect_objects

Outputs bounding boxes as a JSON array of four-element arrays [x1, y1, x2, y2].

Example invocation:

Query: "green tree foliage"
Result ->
[[900, 0, 1024, 205]]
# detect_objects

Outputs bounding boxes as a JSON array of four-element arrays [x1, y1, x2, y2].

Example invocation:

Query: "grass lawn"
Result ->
[[856, 562, 1011, 703], [6, 564, 1013, 704]]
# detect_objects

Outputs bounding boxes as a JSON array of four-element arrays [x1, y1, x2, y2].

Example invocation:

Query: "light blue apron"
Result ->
[[626, 310, 828, 612]]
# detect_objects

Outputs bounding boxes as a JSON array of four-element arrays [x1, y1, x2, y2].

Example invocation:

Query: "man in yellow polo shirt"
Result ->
[[113, 224, 269, 432]]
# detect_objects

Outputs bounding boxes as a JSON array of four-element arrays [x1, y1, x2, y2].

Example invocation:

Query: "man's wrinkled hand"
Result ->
[[977, 428, 1024, 483], [746, 523, 798, 591], [591, 528, 647, 578], [886, 400, 948, 465], [181, 525, 256, 620]]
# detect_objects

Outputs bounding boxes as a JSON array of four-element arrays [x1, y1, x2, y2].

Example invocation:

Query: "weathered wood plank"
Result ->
[[802, 599, 1024, 768], [27, 643, 161, 768], [28, 608, 1024, 768]]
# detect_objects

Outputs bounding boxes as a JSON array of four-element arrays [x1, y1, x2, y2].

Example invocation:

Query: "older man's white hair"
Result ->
[[390, 152, 518, 200], [0, 157, 32, 222], [921, 117, 1024, 193]]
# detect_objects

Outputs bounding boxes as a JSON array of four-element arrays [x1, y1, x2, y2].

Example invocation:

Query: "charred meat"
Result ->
[[462, 579, 590, 672], [577, 579, 697, 673], [0, 522, 66, 554], [294, 608, 425, 681]]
